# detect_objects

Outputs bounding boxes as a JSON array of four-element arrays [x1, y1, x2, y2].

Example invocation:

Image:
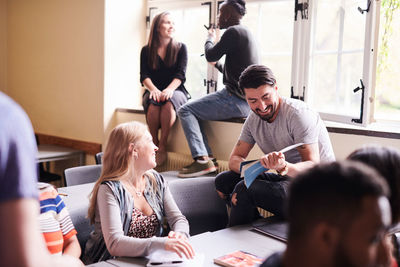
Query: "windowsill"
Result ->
[[116, 108, 400, 140], [324, 121, 400, 139]]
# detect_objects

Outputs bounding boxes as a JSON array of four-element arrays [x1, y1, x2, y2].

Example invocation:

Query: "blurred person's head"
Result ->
[[88, 121, 158, 223], [218, 0, 246, 29], [239, 64, 279, 122], [147, 12, 180, 69], [286, 161, 391, 267], [348, 145, 400, 224]]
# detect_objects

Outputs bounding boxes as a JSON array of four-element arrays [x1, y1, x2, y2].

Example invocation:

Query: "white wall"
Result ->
[[4, 1, 148, 147], [104, 0, 147, 143], [329, 132, 400, 160], [7, 0, 105, 143]]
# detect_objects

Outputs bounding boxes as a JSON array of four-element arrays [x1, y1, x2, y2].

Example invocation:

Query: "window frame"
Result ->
[[146, 0, 400, 129]]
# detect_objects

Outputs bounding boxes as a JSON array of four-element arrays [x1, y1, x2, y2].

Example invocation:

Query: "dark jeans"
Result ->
[[215, 170, 290, 226]]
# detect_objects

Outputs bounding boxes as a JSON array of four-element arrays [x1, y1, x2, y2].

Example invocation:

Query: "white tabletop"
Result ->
[[87, 224, 286, 266], [58, 182, 94, 212]]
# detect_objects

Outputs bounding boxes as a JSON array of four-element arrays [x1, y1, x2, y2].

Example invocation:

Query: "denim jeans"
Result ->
[[215, 170, 290, 226], [177, 88, 250, 158]]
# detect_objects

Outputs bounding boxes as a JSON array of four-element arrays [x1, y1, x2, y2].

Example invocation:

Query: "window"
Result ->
[[242, 0, 294, 98], [147, 0, 400, 127], [306, 0, 367, 123], [374, 0, 400, 122]]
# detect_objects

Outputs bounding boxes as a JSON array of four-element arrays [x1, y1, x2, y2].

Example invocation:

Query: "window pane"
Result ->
[[242, 0, 293, 97], [308, 0, 365, 119], [375, 1, 400, 121]]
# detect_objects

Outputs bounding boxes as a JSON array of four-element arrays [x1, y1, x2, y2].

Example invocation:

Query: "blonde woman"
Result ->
[[140, 12, 190, 166], [83, 121, 194, 264]]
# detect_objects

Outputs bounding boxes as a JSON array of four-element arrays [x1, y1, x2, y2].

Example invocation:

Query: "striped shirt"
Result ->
[[38, 183, 77, 255]]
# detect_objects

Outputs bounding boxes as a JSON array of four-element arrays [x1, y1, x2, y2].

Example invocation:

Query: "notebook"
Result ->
[[252, 216, 288, 242]]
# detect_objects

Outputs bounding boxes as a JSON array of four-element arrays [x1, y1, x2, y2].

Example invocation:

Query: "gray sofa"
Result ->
[[59, 171, 228, 254]]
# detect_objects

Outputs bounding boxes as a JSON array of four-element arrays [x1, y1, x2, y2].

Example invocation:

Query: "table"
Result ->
[[58, 182, 94, 215], [37, 144, 85, 165], [60, 183, 286, 267], [88, 224, 286, 266]]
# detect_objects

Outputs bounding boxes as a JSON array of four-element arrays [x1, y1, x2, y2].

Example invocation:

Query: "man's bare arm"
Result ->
[[259, 143, 320, 178], [229, 140, 254, 173], [283, 143, 320, 177]]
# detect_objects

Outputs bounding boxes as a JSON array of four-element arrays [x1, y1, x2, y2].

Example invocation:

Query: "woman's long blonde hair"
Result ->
[[147, 11, 181, 70], [88, 121, 156, 224]]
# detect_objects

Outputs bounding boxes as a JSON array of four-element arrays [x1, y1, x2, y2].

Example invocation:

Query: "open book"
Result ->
[[240, 160, 268, 189], [240, 143, 304, 188], [214, 250, 263, 267]]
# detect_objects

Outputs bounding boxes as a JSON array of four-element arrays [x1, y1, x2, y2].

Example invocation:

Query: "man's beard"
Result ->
[[254, 104, 276, 122]]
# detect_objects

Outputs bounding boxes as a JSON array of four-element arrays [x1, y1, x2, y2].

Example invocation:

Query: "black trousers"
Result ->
[[215, 170, 290, 226]]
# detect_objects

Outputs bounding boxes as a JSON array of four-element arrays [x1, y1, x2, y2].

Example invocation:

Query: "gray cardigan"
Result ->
[[83, 171, 189, 264]]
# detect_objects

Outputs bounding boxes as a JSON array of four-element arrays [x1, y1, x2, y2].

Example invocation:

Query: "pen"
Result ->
[[150, 260, 183, 265]]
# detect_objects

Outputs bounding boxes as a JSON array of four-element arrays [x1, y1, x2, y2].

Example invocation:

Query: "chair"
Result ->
[[64, 165, 102, 186], [168, 176, 228, 235], [95, 152, 103, 165]]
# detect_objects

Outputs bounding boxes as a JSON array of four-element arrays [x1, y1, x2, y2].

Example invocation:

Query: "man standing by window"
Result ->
[[178, 0, 259, 177]]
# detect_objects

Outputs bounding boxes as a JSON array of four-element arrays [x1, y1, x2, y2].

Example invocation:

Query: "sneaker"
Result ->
[[178, 160, 217, 178], [211, 158, 219, 168]]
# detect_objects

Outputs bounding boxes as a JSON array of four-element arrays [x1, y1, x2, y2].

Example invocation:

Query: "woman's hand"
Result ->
[[149, 88, 163, 102], [165, 232, 195, 259], [160, 88, 174, 101], [168, 231, 187, 240]]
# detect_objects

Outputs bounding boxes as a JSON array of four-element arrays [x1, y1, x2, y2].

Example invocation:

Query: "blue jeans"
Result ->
[[215, 170, 290, 226], [177, 88, 250, 158]]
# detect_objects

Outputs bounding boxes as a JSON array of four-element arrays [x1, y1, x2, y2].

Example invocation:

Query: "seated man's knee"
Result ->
[[215, 171, 237, 194], [231, 181, 248, 206], [177, 103, 190, 117], [233, 180, 247, 194]]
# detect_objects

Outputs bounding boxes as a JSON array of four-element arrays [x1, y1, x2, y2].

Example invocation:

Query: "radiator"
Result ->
[[155, 152, 230, 173], [156, 152, 272, 218]]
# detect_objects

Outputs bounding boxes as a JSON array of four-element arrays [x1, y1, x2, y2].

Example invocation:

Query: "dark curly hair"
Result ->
[[348, 145, 400, 223], [226, 0, 246, 16]]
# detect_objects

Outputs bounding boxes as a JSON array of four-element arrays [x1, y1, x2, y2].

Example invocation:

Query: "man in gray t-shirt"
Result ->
[[215, 65, 335, 226]]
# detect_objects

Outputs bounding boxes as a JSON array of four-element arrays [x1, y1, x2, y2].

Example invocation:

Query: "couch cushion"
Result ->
[[168, 176, 228, 235]]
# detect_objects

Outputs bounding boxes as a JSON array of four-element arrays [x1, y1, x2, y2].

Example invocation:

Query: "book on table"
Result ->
[[214, 250, 264, 267]]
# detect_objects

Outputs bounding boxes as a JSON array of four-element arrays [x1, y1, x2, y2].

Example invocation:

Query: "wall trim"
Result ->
[[35, 133, 102, 155]]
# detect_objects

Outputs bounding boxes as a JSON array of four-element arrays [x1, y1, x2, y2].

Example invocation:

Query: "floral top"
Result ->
[[128, 208, 159, 238]]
